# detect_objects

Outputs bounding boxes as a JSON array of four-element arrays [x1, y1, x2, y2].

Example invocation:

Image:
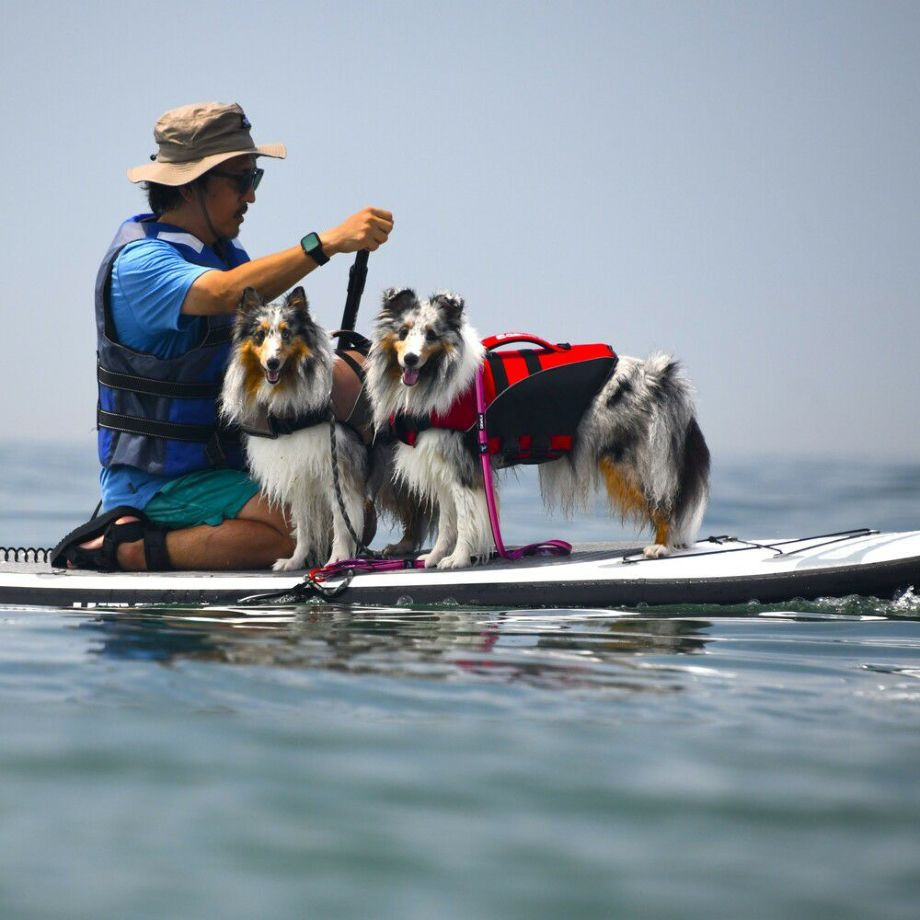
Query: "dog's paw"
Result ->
[[272, 555, 304, 572], [437, 551, 472, 570], [323, 549, 354, 568], [418, 550, 444, 569], [383, 539, 416, 558], [642, 543, 670, 559]]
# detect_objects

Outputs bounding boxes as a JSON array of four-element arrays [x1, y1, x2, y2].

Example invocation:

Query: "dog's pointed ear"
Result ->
[[380, 287, 417, 320], [238, 287, 262, 315], [286, 285, 310, 316], [429, 291, 465, 327]]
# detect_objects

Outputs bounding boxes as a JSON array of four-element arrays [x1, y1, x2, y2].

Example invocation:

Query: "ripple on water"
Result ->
[[1, 452, 920, 919]]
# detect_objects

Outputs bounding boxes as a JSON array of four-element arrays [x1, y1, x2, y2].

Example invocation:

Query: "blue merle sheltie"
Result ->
[[221, 286, 367, 570], [366, 288, 710, 569]]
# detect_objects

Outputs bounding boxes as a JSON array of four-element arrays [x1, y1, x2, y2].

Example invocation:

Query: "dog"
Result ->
[[221, 286, 367, 571], [366, 287, 710, 569]]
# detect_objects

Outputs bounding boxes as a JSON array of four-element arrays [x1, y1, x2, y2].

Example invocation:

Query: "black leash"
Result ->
[[327, 407, 367, 557], [238, 251, 375, 606], [328, 250, 371, 554], [238, 567, 356, 606]]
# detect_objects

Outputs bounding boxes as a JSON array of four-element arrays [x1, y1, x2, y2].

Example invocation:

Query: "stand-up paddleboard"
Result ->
[[0, 529, 918, 610]]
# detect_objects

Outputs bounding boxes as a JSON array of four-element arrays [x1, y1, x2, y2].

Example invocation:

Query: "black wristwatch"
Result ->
[[300, 232, 329, 266]]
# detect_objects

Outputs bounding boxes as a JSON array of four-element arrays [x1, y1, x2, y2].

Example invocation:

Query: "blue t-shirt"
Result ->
[[99, 238, 215, 510]]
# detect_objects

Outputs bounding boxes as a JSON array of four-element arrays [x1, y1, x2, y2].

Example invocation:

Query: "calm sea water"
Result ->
[[1, 442, 919, 920]]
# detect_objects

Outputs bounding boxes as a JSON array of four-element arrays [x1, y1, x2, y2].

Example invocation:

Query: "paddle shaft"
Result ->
[[337, 250, 369, 353]]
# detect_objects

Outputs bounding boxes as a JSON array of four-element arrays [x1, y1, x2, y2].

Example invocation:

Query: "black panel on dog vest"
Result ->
[[393, 340, 618, 466], [481, 349, 617, 465]]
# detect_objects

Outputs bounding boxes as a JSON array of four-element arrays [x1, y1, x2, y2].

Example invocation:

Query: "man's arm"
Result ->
[[182, 207, 393, 316]]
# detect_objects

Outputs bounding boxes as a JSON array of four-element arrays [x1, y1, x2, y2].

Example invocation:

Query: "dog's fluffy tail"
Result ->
[[636, 353, 710, 547], [668, 413, 710, 546], [539, 352, 710, 547]]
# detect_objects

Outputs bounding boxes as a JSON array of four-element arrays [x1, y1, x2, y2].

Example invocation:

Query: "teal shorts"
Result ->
[[144, 470, 261, 529]]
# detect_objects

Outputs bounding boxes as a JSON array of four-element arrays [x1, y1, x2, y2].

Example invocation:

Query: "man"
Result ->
[[55, 101, 393, 571]]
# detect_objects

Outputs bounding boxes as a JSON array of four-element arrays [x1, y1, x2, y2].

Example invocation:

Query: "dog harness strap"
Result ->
[[97, 366, 223, 400], [486, 353, 510, 396], [332, 350, 375, 445], [336, 350, 366, 382], [240, 406, 330, 439], [391, 414, 432, 447], [268, 408, 329, 436], [521, 351, 542, 377]]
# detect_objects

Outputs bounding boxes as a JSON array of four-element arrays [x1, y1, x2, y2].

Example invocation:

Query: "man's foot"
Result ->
[[50, 506, 171, 571], [69, 515, 142, 569]]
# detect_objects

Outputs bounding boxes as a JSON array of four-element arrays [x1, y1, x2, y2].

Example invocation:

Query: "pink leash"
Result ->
[[473, 365, 571, 560]]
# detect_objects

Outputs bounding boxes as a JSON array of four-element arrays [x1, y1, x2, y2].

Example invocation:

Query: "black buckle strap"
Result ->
[[241, 406, 330, 439], [267, 408, 328, 436], [98, 366, 222, 400], [97, 407, 219, 443]]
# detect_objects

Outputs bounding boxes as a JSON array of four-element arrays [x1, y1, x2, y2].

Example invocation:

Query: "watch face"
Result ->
[[301, 232, 328, 264]]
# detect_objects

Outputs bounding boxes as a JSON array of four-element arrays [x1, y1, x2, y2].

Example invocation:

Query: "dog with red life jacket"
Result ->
[[366, 288, 711, 569]]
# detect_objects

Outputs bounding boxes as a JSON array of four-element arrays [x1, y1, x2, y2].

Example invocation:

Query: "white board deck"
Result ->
[[1, 529, 918, 610]]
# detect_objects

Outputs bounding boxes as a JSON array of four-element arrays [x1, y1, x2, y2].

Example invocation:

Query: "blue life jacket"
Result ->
[[96, 214, 248, 476]]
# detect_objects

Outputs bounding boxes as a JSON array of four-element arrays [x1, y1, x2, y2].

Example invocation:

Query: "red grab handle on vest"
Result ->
[[481, 332, 567, 352]]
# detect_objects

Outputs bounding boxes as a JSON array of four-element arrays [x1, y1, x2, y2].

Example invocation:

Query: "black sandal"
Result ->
[[51, 506, 172, 571]]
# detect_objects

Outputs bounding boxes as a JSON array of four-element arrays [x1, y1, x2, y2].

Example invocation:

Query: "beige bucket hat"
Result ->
[[127, 102, 286, 186]]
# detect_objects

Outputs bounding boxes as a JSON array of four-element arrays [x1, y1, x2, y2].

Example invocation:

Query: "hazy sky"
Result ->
[[1, 0, 917, 463]]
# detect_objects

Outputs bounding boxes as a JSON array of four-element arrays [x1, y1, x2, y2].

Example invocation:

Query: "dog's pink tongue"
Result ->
[[402, 367, 420, 386]]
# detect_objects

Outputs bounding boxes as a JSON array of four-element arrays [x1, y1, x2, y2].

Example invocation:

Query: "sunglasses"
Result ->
[[209, 166, 264, 194]]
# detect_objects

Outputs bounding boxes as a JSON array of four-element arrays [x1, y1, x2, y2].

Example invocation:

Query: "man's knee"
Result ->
[[237, 493, 291, 535]]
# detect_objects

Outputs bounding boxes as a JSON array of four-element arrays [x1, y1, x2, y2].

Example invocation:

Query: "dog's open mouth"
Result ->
[[401, 367, 420, 386], [265, 367, 281, 385]]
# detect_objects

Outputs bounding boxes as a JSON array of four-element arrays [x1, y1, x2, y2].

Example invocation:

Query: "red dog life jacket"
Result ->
[[391, 333, 618, 465]]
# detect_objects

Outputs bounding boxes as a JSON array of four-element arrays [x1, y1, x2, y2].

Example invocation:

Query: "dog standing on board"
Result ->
[[366, 288, 710, 570], [221, 286, 366, 571]]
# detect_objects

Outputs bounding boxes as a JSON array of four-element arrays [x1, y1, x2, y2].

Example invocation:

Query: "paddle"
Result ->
[[337, 249, 369, 353]]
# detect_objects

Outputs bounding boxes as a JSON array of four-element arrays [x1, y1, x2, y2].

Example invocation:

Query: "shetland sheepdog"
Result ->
[[221, 286, 366, 570], [366, 288, 710, 569]]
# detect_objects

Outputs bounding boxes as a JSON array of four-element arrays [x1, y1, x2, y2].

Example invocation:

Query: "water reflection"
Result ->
[[77, 607, 713, 691]]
